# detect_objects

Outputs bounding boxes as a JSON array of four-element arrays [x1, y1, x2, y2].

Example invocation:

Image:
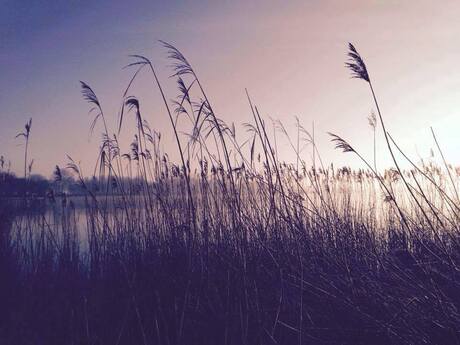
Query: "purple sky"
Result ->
[[2, 0, 460, 177]]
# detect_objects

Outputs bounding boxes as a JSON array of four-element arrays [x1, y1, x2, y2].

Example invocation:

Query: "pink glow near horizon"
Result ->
[[1, 1, 460, 177]]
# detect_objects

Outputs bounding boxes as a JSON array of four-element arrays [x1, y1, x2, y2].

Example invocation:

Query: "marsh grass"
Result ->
[[1, 43, 460, 345]]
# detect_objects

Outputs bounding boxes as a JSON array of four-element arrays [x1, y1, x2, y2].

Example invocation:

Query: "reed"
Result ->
[[0, 43, 459, 345], [15, 118, 32, 179]]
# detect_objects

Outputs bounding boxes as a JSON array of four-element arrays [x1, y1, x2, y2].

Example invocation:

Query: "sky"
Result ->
[[2, 0, 460, 177]]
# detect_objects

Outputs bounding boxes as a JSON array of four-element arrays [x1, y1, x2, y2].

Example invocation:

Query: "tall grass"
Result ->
[[1, 42, 460, 345], [15, 118, 32, 179]]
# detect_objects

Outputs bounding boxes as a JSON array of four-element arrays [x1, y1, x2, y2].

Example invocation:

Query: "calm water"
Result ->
[[5, 195, 134, 249]]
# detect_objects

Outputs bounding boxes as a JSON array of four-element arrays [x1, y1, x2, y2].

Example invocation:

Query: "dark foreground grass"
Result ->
[[1, 207, 459, 345], [1, 42, 460, 344]]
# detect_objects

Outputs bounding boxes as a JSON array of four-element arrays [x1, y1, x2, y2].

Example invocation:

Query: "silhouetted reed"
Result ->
[[0, 42, 459, 345]]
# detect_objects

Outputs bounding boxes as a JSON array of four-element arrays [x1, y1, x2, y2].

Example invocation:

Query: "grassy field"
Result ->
[[1, 43, 459, 345]]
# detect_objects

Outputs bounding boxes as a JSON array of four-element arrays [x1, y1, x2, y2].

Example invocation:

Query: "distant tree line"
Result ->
[[0, 170, 150, 198], [0, 171, 85, 198], [0, 173, 50, 197]]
